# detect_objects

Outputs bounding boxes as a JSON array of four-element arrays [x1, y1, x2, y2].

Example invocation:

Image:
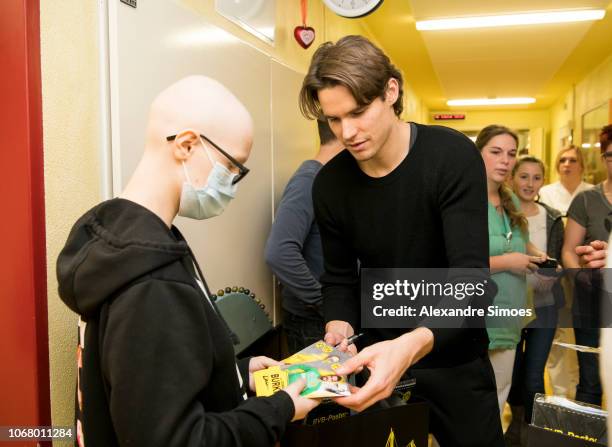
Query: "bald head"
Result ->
[[147, 75, 253, 162], [121, 76, 254, 226]]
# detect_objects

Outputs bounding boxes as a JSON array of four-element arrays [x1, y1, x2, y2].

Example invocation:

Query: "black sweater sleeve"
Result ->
[[312, 176, 359, 329], [102, 279, 294, 447], [312, 174, 360, 329], [435, 136, 489, 270], [427, 132, 490, 352]]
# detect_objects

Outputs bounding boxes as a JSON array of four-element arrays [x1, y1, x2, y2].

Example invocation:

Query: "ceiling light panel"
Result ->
[[447, 98, 536, 106], [416, 9, 605, 31]]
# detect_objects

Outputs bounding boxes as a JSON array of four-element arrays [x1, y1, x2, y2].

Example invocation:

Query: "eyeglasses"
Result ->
[[559, 157, 578, 164], [166, 133, 250, 185], [602, 152, 612, 160]]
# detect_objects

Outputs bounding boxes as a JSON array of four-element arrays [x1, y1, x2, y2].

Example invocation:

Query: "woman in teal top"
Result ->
[[487, 193, 530, 349], [476, 125, 547, 420]]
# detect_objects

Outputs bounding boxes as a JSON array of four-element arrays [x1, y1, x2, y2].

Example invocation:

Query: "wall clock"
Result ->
[[322, 0, 384, 18]]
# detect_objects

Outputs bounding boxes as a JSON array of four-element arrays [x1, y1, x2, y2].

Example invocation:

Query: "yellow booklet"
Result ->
[[254, 340, 351, 398]]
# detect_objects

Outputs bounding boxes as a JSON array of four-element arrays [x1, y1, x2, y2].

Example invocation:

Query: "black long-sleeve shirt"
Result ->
[[312, 123, 490, 368]]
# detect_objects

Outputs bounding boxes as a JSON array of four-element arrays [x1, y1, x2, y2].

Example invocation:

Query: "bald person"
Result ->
[[57, 76, 317, 447]]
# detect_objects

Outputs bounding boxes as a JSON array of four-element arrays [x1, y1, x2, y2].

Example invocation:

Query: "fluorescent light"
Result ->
[[416, 9, 605, 31], [447, 97, 536, 106]]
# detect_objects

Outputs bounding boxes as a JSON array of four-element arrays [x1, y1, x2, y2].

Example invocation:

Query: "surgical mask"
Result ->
[[178, 140, 238, 220]]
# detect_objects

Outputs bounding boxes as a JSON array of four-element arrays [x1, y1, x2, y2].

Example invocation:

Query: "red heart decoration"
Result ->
[[294, 26, 315, 49]]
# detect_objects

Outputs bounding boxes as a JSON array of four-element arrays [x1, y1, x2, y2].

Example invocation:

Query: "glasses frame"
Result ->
[[166, 133, 250, 185]]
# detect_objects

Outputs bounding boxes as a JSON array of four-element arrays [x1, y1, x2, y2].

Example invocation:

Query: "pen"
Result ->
[[335, 332, 364, 348]]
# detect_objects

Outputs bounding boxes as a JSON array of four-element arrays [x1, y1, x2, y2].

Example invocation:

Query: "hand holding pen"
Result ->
[[324, 320, 362, 355]]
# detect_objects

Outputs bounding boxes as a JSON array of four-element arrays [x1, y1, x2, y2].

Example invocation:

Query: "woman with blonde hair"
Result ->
[[539, 146, 593, 215], [538, 146, 592, 402]]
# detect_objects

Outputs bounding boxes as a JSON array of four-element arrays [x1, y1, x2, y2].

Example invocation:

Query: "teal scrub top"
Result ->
[[487, 194, 528, 350]]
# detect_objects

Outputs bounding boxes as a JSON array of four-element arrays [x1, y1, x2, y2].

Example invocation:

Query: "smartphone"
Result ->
[[535, 258, 561, 277], [535, 258, 558, 269]]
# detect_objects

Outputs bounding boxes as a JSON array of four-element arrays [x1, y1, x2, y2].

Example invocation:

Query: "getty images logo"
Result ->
[[372, 279, 487, 301]]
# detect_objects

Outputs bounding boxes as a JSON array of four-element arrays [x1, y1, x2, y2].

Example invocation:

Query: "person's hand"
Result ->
[[504, 252, 540, 274], [332, 328, 434, 412], [576, 240, 608, 269], [282, 379, 320, 421], [530, 252, 547, 267], [324, 320, 357, 355], [248, 356, 282, 392]]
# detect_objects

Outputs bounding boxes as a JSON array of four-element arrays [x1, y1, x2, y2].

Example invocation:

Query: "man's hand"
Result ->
[[324, 320, 357, 355], [575, 240, 608, 269], [332, 327, 434, 412], [248, 356, 282, 392]]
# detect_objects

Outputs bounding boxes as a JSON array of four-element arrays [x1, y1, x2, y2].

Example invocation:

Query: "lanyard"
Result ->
[[501, 210, 513, 253], [188, 256, 240, 345]]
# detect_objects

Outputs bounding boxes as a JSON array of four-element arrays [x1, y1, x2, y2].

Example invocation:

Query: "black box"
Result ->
[[281, 400, 428, 446], [527, 425, 606, 447]]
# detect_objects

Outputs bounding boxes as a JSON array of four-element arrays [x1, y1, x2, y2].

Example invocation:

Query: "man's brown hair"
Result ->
[[299, 35, 404, 120]]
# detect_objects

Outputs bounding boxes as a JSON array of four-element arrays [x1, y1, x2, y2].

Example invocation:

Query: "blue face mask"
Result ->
[[178, 139, 238, 220]]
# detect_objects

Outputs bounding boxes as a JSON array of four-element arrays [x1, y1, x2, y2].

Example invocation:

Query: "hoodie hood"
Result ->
[[57, 198, 190, 317]]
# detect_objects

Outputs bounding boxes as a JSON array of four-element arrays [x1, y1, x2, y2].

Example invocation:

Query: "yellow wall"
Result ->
[[429, 109, 551, 160], [403, 87, 430, 124], [431, 109, 551, 133], [549, 53, 612, 182], [41, 0, 102, 428], [549, 91, 575, 182], [573, 52, 612, 147]]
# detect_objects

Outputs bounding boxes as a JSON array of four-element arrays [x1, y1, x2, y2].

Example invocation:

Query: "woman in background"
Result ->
[[562, 124, 612, 406], [538, 145, 591, 403], [539, 145, 593, 215], [505, 156, 564, 446], [476, 125, 547, 419]]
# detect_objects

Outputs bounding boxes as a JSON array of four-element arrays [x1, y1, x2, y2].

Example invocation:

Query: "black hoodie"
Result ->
[[57, 198, 294, 447]]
